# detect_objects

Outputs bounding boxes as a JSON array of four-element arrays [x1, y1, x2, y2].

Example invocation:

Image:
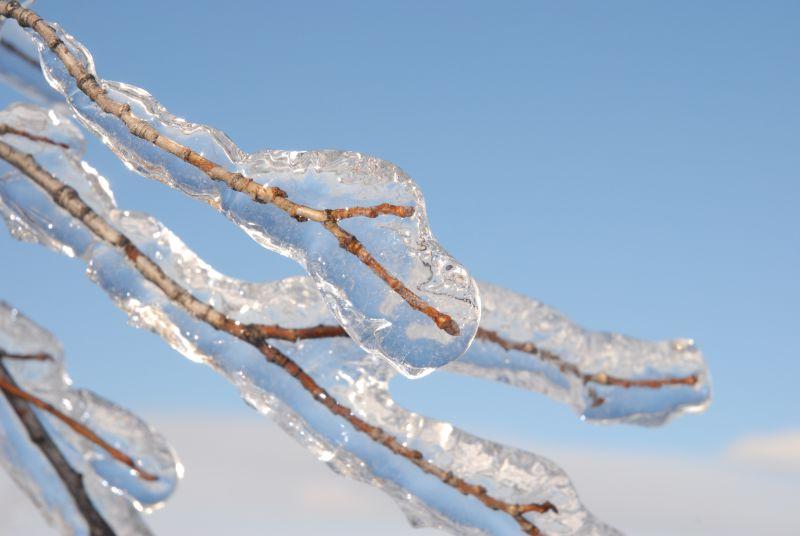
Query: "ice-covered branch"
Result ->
[[252, 321, 708, 425], [0, 115, 556, 535], [0, 122, 68, 148], [0, 11, 58, 105], [0, 301, 181, 536], [0, 1, 481, 377], [0, 355, 158, 483], [0, 104, 620, 534], [0, 91, 712, 530], [476, 328, 698, 391], [453, 284, 709, 425], [0, 358, 115, 536]]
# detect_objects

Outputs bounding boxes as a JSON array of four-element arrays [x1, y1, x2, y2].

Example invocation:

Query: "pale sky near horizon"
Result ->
[[1, 415, 797, 535], [0, 1, 798, 534]]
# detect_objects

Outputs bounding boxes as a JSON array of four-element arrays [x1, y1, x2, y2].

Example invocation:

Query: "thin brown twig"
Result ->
[[0, 350, 52, 361], [326, 203, 415, 221], [252, 323, 350, 342], [0, 129, 553, 535], [0, 123, 69, 149], [0, 359, 115, 535], [0, 349, 158, 482], [475, 328, 698, 390], [0, 0, 460, 336], [0, 36, 38, 67]]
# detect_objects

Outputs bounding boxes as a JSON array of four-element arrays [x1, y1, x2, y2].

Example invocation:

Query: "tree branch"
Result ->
[[0, 128, 553, 535], [0, 357, 115, 536], [0, 0, 460, 337]]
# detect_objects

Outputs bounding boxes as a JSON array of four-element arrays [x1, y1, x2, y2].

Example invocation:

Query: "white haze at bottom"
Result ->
[[0, 412, 795, 536]]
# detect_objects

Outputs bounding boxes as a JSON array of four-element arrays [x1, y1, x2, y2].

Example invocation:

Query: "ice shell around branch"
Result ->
[[0, 103, 709, 427], [0, 302, 181, 535], [0, 104, 618, 534], [21, 21, 480, 378]]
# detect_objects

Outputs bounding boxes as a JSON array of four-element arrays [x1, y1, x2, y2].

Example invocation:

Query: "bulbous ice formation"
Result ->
[[15, 19, 480, 377], [0, 301, 181, 535]]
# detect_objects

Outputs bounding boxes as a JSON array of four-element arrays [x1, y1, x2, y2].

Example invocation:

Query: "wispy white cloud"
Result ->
[[726, 429, 800, 473]]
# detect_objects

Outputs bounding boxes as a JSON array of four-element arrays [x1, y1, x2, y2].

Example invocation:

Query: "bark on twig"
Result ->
[[0, 358, 115, 536], [0, 129, 553, 535], [252, 323, 350, 342], [327, 203, 415, 221], [0, 0, 459, 336]]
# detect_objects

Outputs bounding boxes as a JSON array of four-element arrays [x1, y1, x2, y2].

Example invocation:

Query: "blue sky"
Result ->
[[0, 0, 798, 466]]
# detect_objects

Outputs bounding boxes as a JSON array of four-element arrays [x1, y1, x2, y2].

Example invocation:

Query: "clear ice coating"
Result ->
[[0, 13, 60, 105], [0, 301, 181, 536], [0, 105, 625, 534], [17, 19, 480, 377]]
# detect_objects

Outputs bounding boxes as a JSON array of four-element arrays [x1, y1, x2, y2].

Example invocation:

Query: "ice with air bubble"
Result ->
[[0, 103, 711, 534], [0, 300, 181, 536], [18, 20, 480, 378]]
